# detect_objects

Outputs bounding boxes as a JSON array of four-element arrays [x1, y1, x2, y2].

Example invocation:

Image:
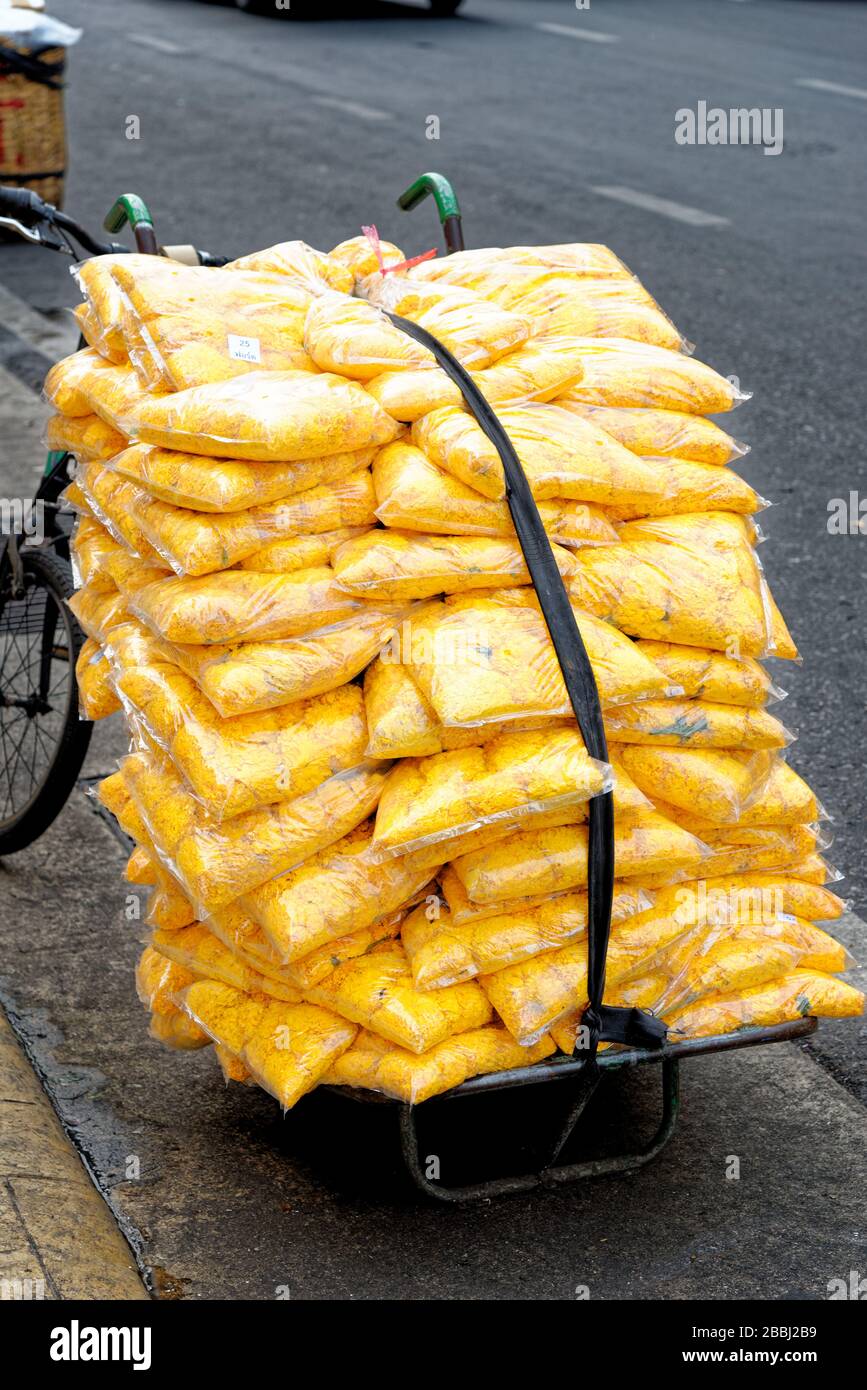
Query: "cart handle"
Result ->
[[103, 194, 159, 255], [397, 172, 464, 254]]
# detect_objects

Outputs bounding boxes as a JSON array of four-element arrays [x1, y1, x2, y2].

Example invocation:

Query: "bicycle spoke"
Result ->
[[0, 564, 79, 833]]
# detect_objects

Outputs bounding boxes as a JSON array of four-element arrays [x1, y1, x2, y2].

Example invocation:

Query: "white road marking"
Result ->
[[590, 185, 730, 227], [311, 96, 393, 123], [796, 78, 867, 102], [535, 22, 620, 44], [128, 33, 185, 55]]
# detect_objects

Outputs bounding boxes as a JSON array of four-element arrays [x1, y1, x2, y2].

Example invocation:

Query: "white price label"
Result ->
[[228, 334, 261, 363]]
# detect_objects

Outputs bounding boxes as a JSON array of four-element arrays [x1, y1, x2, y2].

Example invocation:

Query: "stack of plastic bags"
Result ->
[[48, 230, 862, 1113]]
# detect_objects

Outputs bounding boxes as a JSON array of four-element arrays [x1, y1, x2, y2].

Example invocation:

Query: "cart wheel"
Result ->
[[0, 547, 92, 854]]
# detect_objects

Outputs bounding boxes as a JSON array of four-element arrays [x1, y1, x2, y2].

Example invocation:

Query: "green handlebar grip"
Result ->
[[397, 173, 461, 223], [103, 193, 154, 234]]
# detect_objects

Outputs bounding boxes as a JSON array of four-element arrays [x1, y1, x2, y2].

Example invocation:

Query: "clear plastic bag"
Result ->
[[72, 463, 166, 564], [206, 904, 298, 983], [364, 368, 462, 423], [654, 759, 819, 831], [363, 334, 589, 426], [603, 698, 792, 749], [114, 654, 371, 819], [665, 870, 846, 925], [328, 234, 406, 282], [72, 254, 146, 362], [144, 881, 197, 932], [228, 240, 354, 295], [60, 479, 92, 516], [662, 824, 818, 882], [561, 403, 747, 466], [438, 863, 651, 929], [83, 462, 377, 577], [450, 807, 708, 906], [43, 347, 111, 417], [402, 883, 649, 990], [100, 549, 170, 598], [121, 748, 387, 917], [480, 890, 699, 1045], [362, 271, 533, 369], [105, 440, 376, 513], [73, 358, 167, 434], [555, 339, 747, 413], [323, 1025, 555, 1104], [550, 915, 857, 1051], [177, 980, 358, 1110], [373, 441, 619, 547], [665, 970, 863, 1040], [374, 262, 685, 351], [409, 242, 632, 285], [413, 402, 670, 506], [124, 368, 401, 463], [66, 584, 129, 644], [371, 727, 612, 858], [604, 458, 762, 521], [72, 301, 114, 359], [640, 915, 850, 1013], [239, 527, 369, 573], [470, 336, 586, 405], [238, 814, 542, 968], [397, 593, 672, 726], [240, 823, 440, 963], [45, 411, 126, 463], [616, 509, 758, 551], [110, 257, 317, 391], [125, 844, 157, 885], [159, 602, 409, 717], [304, 293, 436, 380], [568, 532, 773, 658], [619, 746, 775, 824], [331, 529, 576, 602], [130, 566, 363, 645], [150, 923, 302, 1002], [69, 515, 121, 592], [75, 639, 120, 721], [281, 913, 406, 992], [136, 948, 210, 1049], [303, 940, 492, 1055], [363, 657, 566, 760], [633, 642, 778, 708]]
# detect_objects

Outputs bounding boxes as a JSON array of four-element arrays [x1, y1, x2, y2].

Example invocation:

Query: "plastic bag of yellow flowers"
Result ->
[[56, 227, 862, 1150]]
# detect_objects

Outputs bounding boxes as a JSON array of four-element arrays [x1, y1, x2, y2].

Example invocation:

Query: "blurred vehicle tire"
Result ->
[[429, 0, 463, 11], [234, 0, 275, 13]]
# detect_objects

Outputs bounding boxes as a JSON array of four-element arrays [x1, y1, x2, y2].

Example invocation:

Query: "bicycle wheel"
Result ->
[[0, 547, 92, 854]]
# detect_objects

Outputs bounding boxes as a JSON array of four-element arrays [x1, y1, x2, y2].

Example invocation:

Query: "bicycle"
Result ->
[[0, 186, 224, 854]]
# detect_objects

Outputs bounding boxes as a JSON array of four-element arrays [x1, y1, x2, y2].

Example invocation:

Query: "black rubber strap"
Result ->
[[0, 48, 65, 89], [385, 312, 667, 1059], [0, 169, 65, 184]]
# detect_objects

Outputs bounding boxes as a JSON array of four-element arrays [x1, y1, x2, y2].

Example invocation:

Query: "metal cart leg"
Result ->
[[542, 1058, 680, 1187], [398, 1059, 681, 1203]]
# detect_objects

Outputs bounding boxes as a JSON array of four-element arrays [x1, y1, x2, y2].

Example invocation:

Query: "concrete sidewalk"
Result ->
[[0, 1008, 148, 1301]]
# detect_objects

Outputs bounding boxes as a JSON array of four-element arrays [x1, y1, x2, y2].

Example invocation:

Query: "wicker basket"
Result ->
[[0, 41, 67, 208]]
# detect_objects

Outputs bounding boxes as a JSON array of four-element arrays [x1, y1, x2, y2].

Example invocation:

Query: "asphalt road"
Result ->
[[0, 0, 865, 1299]]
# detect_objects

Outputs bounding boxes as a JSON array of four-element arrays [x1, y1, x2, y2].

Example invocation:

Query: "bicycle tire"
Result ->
[[0, 547, 92, 854]]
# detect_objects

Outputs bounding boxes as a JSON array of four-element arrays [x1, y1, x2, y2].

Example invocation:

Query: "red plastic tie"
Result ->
[[361, 224, 385, 273], [361, 224, 438, 277]]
